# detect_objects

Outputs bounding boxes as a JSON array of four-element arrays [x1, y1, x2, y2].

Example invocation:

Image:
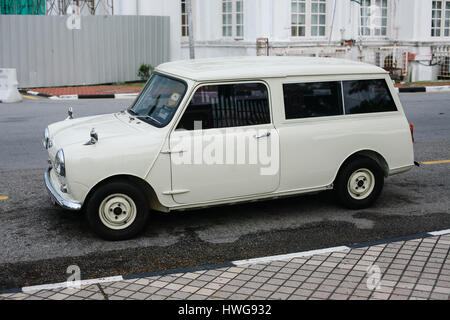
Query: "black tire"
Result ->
[[334, 157, 384, 210], [85, 181, 149, 240]]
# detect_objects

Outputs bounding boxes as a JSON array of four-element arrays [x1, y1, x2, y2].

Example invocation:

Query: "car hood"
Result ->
[[48, 112, 143, 149]]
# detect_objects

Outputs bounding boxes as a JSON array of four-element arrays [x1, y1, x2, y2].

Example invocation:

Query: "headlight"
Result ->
[[43, 127, 52, 149], [55, 149, 66, 177]]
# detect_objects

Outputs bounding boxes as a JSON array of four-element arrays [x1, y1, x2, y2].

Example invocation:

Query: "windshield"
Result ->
[[128, 73, 187, 127]]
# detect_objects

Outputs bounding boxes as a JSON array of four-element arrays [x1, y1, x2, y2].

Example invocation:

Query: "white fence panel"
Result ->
[[0, 15, 170, 88]]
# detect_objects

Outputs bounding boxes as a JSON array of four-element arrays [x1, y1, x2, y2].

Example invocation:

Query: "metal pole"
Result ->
[[186, 0, 195, 59]]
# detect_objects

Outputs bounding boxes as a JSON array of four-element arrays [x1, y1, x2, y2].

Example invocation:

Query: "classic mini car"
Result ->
[[44, 56, 415, 240]]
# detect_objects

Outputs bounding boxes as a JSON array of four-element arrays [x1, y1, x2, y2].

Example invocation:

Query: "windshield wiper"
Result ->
[[138, 115, 163, 126], [127, 108, 137, 116]]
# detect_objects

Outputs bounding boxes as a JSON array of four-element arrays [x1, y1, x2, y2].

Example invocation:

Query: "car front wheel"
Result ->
[[334, 157, 384, 210], [86, 181, 149, 240]]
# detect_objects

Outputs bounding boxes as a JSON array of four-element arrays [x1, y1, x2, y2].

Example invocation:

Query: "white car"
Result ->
[[44, 56, 415, 240]]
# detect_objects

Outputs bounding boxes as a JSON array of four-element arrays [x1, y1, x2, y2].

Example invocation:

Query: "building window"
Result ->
[[181, 0, 189, 37], [432, 0, 450, 37], [359, 0, 388, 37], [291, 0, 326, 38], [222, 0, 244, 38]]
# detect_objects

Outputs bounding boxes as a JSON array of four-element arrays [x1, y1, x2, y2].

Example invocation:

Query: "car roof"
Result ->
[[156, 56, 387, 81]]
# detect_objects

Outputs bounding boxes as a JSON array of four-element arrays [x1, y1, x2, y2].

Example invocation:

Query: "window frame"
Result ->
[[280, 76, 400, 124], [173, 80, 273, 132], [222, 0, 244, 40], [342, 79, 398, 115], [290, 0, 328, 39], [128, 72, 189, 128], [282, 80, 344, 120], [358, 0, 389, 39], [431, 0, 450, 37]]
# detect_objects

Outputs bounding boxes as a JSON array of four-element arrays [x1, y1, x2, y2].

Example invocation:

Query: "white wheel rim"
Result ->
[[347, 168, 375, 200], [99, 193, 137, 230]]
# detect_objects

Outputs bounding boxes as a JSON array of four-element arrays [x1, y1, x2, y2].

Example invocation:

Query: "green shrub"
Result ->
[[137, 64, 153, 81]]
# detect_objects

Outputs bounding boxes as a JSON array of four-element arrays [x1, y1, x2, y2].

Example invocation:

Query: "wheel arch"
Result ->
[[334, 149, 390, 183], [83, 174, 167, 212]]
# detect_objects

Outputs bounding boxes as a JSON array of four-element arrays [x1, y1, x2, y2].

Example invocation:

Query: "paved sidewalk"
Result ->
[[1, 233, 449, 300]]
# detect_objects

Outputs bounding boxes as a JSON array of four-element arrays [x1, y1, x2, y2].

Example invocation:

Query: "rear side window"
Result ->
[[343, 79, 397, 114], [176, 83, 270, 130], [283, 82, 343, 119]]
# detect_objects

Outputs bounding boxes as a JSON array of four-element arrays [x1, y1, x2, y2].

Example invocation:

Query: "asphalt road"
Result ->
[[0, 93, 449, 290]]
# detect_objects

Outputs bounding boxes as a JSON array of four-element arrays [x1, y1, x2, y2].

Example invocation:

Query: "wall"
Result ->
[[0, 15, 170, 88]]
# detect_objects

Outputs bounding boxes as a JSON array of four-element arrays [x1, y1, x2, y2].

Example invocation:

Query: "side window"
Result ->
[[283, 81, 343, 119], [343, 79, 398, 114], [176, 83, 270, 130]]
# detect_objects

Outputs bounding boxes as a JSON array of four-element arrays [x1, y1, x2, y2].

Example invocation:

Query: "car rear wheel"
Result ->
[[86, 181, 149, 240], [334, 157, 384, 210]]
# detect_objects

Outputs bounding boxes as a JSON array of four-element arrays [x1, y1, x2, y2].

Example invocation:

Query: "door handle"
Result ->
[[254, 132, 271, 139]]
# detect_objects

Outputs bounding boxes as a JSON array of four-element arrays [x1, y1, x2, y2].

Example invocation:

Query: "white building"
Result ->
[[113, 0, 450, 82]]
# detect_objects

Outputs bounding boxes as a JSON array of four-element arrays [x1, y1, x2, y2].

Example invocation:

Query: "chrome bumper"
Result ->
[[44, 168, 82, 211]]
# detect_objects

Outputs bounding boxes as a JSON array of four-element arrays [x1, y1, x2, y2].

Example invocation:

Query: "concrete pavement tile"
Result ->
[[310, 291, 331, 299], [211, 291, 232, 299], [213, 277, 231, 284], [180, 285, 199, 294], [165, 283, 184, 291], [155, 288, 176, 297], [234, 274, 253, 281], [229, 293, 249, 300], [150, 280, 169, 288], [244, 282, 263, 290], [174, 277, 192, 285], [269, 292, 290, 300], [389, 294, 409, 300], [432, 286, 450, 295], [204, 282, 223, 290], [197, 275, 215, 282], [48, 293, 69, 300], [266, 278, 285, 286], [251, 290, 273, 298], [330, 293, 350, 300], [414, 284, 433, 292], [220, 285, 239, 293], [429, 292, 450, 300], [139, 286, 160, 294], [288, 295, 309, 300], [235, 287, 256, 295], [128, 292, 150, 300], [371, 292, 390, 299], [114, 289, 135, 298], [228, 279, 246, 287], [260, 284, 280, 292], [277, 286, 296, 294], [189, 280, 208, 288], [196, 288, 216, 296], [410, 290, 430, 299]]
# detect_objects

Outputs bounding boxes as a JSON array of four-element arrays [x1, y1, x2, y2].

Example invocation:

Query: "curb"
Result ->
[[19, 90, 138, 100], [1, 228, 449, 295], [395, 85, 450, 93]]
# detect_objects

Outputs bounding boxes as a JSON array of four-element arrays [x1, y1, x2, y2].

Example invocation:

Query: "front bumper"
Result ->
[[44, 167, 82, 211]]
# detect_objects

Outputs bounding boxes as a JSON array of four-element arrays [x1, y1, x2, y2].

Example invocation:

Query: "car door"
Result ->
[[168, 81, 280, 205]]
